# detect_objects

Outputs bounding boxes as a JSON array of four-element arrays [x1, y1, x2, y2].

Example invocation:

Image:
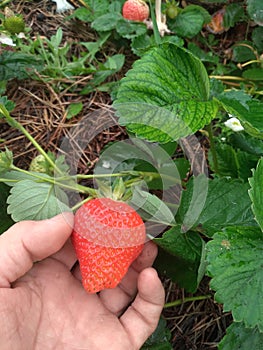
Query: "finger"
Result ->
[[131, 241, 158, 273], [52, 237, 77, 270], [99, 242, 158, 315], [0, 212, 74, 287], [120, 268, 165, 349]]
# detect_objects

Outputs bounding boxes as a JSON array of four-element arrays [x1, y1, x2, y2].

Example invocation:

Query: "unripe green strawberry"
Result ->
[[166, 4, 178, 19], [0, 148, 13, 173], [122, 0, 149, 22], [72, 198, 146, 293], [3, 16, 25, 35], [29, 154, 49, 174]]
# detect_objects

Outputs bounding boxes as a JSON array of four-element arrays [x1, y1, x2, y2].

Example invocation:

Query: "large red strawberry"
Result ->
[[72, 198, 146, 293], [122, 0, 150, 22]]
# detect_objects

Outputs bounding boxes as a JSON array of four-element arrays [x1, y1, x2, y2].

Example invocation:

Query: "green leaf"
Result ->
[[170, 5, 211, 38], [0, 51, 44, 81], [129, 187, 176, 226], [116, 19, 147, 39], [209, 78, 225, 98], [91, 13, 122, 32], [223, 3, 246, 28], [208, 142, 258, 180], [252, 27, 263, 51], [217, 90, 263, 139], [50, 28, 63, 49], [188, 43, 219, 64], [0, 183, 14, 234], [229, 131, 263, 156], [66, 102, 83, 120], [1, 170, 50, 186], [235, 149, 259, 180], [242, 68, 263, 81], [7, 180, 71, 221], [247, 0, 263, 26], [69, 0, 109, 22], [114, 43, 218, 143], [208, 143, 239, 178], [109, 0, 121, 13], [131, 34, 153, 56], [142, 318, 172, 350], [0, 96, 15, 112], [173, 158, 190, 180], [218, 322, 263, 350], [92, 54, 125, 85], [249, 157, 263, 230], [154, 226, 205, 292], [206, 226, 263, 331], [232, 42, 257, 62], [179, 178, 255, 236], [179, 173, 209, 233], [69, 8, 93, 22]]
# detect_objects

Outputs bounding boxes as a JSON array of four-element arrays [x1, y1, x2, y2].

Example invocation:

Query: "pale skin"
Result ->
[[0, 213, 165, 350]]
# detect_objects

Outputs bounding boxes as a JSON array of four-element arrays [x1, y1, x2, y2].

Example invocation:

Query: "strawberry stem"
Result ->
[[71, 196, 93, 212], [75, 172, 126, 180], [9, 164, 97, 196], [164, 294, 212, 309]]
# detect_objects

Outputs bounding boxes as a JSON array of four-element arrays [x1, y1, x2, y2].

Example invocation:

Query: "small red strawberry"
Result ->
[[122, 0, 150, 22], [72, 198, 146, 293]]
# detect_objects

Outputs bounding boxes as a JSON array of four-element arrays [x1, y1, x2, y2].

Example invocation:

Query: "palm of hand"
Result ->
[[0, 215, 164, 350]]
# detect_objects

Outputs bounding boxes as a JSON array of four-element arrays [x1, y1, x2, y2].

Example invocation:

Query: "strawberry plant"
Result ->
[[111, 41, 263, 348], [0, 8, 125, 93], [1, 0, 263, 348], [2, 37, 263, 346]]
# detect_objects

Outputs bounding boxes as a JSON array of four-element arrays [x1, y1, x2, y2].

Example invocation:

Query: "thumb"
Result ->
[[0, 212, 74, 288], [120, 267, 165, 349]]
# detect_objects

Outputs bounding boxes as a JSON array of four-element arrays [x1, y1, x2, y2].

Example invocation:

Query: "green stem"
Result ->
[[164, 294, 211, 309], [71, 196, 93, 212], [206, 122, 218, 174], [0, 178, 17, 183], [75, 172, 125, 180], [76, 170, 181, 187], [209, 75, 246, 81], [10, 165, 97, 196], [0, 104, 63, 175]]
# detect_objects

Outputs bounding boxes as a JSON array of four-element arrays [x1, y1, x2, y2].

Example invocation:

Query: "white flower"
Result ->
[[102, 160, 111, 169], [224, 117, 244, 132], [0, 33, 15, 46], [17, 32, 26, 39], [52, 0, 74, 13]]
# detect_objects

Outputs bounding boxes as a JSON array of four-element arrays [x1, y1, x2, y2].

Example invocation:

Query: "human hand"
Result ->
[[0, 213, 165, 350]]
